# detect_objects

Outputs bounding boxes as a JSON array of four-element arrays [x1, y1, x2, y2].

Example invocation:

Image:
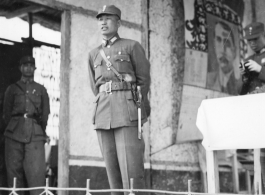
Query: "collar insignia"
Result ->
[[110, 36, 117, 43]]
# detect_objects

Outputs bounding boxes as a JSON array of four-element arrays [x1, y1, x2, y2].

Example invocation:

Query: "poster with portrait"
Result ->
[[206, 15, 242, 95], [178, 0, 247, 143]]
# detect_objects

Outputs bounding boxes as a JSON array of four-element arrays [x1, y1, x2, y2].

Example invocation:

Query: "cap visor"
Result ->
[[96, 12, 120, 19], [244, 32, 262, 40]]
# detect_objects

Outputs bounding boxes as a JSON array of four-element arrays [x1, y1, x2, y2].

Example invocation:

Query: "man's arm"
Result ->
[[131, 42, 151, 98], [88, 53, 98, 96], [131, 42, 151, 116], [3, 86, 14, 126], [258, 66, 265, 81], [41, 87, 50, 131]]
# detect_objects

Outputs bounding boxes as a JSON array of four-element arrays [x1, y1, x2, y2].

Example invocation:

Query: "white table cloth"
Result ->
[[196, 93, 265, 150]]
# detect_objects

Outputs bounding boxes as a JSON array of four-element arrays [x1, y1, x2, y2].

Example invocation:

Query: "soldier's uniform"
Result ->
[[3, 56, 50, 195], [88, 5, 150, 195], [241, 22, 265, 94], [241, 22, 265, 188]]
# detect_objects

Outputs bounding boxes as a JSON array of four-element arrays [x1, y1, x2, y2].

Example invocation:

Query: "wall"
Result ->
[[57, 0, 142, 24], [148, 0, 202, 191]]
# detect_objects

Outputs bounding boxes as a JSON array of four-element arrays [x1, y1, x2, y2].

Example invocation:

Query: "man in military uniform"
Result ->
[[240, 22, 265, 94], [239, 22, 265, 188], [0, 93, 7, 195], [3, 56, 50, 195], [88, 5, 150, 195]]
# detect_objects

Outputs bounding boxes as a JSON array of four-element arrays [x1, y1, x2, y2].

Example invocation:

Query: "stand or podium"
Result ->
[[196, 93, 265, 194]]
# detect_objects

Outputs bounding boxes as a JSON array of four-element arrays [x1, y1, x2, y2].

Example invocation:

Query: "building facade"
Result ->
[[24, 0, 265, 194]]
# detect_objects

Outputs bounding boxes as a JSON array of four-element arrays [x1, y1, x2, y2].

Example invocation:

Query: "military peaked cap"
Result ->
[[96, 5, 121, 19], [244, 22, 265, 40], [20, 56, 35, 65]]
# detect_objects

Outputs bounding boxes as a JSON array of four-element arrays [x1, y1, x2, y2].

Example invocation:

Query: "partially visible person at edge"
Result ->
[[240, 22, 265, 94], [87, 5, 150, 195], [3, 56, 50, 195], [239, 22, 265, 188], [0, 92, 7, 195]]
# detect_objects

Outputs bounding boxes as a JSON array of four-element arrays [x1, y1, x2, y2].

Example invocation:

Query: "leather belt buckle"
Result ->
[[24, 113, 28, 118], [105, 80, 112, 94]]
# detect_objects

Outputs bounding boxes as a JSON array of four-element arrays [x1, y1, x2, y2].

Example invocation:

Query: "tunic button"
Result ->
[[107, 56, 110, 59], [107, 45, 110, 48], [118, 51, 121, 55], [121, 59, 123, 62], [26, 91, 29, 93]]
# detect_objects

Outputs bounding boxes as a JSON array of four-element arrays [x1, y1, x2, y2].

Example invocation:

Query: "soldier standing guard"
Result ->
[[88, 5, 151, 195], [3, 56, 50, 195], [239, 22, 265, 188]]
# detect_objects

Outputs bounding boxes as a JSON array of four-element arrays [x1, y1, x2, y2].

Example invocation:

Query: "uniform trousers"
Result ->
[[0, 137, 7, 195], [5, 138, 45, 195], [97, 126, 145, 195]]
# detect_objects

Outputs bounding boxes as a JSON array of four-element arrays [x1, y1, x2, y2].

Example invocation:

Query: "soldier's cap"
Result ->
[[244, 22, 265, 40], [20, 56, 35, 66], [96, 5, 121, 19]]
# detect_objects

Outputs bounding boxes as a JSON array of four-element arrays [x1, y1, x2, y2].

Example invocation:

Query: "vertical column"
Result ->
[[58, 10, 71, 195], [141, 0, 149, 59], [251, 0, 256, 22], [28, 12, 33, 54]]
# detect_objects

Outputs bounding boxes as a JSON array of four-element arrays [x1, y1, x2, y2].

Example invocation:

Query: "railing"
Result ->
[[0, 179, 251, 195]]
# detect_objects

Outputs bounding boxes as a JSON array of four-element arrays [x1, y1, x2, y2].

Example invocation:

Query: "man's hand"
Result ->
[[244, 59, 262, 73], [239, 62, 246, 75]]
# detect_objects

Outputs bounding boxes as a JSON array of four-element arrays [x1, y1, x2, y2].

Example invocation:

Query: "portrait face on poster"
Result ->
[[206, 14, 242, 95]]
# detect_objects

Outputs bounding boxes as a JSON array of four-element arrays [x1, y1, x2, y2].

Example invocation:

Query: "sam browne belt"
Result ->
[[12, 113, 39, 120]]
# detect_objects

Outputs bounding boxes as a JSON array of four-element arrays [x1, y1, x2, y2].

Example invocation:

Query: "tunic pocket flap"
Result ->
[[125, 92, 134, 100], [114, 54, 130, 62], [6, 117, 19, 132]]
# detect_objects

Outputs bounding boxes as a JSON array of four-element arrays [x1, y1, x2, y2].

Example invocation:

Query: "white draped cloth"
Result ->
[[196, 93, 265, 150]]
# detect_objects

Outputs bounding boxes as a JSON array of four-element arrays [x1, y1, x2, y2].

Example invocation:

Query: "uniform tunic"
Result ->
[[241, 48, 265, 94], [3, 78, 50, 195], [88, 34, 150, 129]]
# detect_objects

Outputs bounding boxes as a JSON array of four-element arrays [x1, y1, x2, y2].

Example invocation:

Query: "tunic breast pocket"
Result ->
[[31, 92, 42, 109], [114, 54, 133, 73], [93, 58, 103, 80], [14, 92, 25, 104], [32, 92, 41, 103]]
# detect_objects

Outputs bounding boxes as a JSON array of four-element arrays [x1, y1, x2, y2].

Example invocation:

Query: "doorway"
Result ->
[[0, 0, 62, 190]]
